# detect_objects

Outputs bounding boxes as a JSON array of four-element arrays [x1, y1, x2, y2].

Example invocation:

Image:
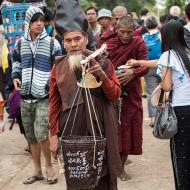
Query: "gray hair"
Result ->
[[169, 6, 181, 17], [112, 6, 127, 15]]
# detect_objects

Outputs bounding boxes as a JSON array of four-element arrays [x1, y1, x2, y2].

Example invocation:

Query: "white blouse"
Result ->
[[157, 50, 190, 107]]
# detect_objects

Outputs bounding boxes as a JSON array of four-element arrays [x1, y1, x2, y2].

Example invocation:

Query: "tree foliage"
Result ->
[[45, 0, 55, 11], [46, 0, 156, 16], [165, 0, 185, 13], [82, 0, 156, 15]]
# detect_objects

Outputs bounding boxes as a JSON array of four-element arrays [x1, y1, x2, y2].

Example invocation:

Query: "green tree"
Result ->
[[90, 0, 156, 15], [45, 0, 156, 16], [45, 0, 55, 11], [80, 0, 96, 10], [45, 0, 95, 11]]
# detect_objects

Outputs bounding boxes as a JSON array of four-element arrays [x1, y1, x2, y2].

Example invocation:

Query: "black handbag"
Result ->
[[153, 89, 178, 139]]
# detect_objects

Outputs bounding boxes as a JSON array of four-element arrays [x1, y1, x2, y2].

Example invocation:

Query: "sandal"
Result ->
[[119, 172, 132, 181], [125, 159, 132, 165], [149, 124, 154, 128], [47, 172, 57, 184], [23, 175, 44, 184], [24, 146, 31, 153]]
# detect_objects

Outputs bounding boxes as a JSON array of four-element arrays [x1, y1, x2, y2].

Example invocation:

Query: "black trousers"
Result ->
[[0, 67, 6, 100], [170, 105, 190, 190]]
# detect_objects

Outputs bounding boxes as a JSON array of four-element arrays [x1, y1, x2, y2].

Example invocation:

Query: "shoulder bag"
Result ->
[[153, 89, 178, 139]]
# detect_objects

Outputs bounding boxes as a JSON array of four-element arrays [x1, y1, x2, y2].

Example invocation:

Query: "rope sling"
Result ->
[[59, 45, 107, 189]]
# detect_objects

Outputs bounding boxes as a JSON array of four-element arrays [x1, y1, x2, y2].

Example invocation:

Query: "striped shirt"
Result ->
[[12, 6, 62, 99]]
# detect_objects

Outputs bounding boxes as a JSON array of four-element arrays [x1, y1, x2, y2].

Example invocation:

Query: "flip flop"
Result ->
[[23, 176, 44, 184], [24, 147, 31, 153], [119, 172, 132, 181], [149, 124, 154, 128], [47, 172, 57, 184], [125, 159, 132, 165]]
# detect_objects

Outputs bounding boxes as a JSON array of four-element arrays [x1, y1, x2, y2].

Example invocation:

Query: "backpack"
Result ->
[[9, 89, 21, 119], [143, 31, 161, 60], [8, 89, 21, 130]]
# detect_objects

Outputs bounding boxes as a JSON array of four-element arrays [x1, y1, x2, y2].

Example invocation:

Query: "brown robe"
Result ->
[[49, 50, 123, 190]]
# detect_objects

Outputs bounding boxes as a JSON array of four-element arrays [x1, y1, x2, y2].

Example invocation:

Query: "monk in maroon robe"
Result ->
[[98, 6, 142, 47], [102, 16, 148, 180]]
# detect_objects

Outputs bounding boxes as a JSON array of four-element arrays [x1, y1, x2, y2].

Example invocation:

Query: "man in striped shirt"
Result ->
[[12, 6, 62, 185]]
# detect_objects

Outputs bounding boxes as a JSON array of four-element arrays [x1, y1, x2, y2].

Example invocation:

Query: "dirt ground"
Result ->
[[0, 99, 174, 190]]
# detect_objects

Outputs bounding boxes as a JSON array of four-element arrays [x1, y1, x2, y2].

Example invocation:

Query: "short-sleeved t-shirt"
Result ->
[[157, 50, 190, 107]]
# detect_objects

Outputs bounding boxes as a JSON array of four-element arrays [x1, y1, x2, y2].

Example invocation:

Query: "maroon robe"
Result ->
[[98, 27, 142, 48], [105, 35, 148, 156]]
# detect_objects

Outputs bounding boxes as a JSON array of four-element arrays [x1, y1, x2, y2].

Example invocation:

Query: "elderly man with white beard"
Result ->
[[49, 0, 123, 189]]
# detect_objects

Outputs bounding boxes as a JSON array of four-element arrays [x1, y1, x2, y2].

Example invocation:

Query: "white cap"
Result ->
[[97, 8, 112, 20]]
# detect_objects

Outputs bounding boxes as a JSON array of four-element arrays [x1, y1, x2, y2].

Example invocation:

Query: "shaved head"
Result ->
[[116, 16, 134, 28], [116, 16, 134, 44]]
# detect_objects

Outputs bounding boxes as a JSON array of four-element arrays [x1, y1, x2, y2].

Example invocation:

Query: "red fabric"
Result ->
[[99, 27, 142, 48], [105, 35, 148, 155], [101, 60, 121, 101], [134, 27, 143, 37], [49, 64, 62, 136], [49, 60, 121, 136], [99, 30, 117, 48]]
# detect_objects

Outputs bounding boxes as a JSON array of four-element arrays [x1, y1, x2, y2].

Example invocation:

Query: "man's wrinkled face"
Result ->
[[116, 24, 134, 44], [64, 31, 88, 55], [29, 15, 44, 35], [86, 9, 98, 23], [113, 11, 127, 26]]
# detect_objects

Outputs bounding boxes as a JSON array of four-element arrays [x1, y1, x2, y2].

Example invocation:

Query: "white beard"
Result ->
[[68, 54, 83, 71]]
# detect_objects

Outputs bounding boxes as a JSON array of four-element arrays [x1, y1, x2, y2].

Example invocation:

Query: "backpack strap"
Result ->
[[50, 37, 55, 67]]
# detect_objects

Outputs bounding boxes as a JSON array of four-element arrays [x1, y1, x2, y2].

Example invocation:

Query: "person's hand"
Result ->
[[50, 135, 59, 160], [86, 58, 107, 81], [117, 68, 135, 85], [13, 79, 21, 90], [127, 59, 141, 67]]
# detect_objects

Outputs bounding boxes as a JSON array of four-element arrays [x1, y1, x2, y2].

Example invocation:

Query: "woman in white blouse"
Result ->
[[128, 20, 190, 190], [158, 20, 190, 190]]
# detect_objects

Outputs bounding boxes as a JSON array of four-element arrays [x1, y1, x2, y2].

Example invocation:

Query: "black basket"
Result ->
[[60, 136, 106, 189]]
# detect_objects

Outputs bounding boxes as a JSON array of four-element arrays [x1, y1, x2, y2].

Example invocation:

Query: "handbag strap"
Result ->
[[158, 88, 164, 106], [158, 50, 173, 106], [169, 90, 173, 103]]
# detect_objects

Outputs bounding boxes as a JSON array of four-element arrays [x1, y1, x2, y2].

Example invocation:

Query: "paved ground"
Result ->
[[0, 99, 175, 190]]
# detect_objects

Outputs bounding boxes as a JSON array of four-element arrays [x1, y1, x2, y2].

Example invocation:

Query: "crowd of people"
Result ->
[[1, 0, 190, 189]]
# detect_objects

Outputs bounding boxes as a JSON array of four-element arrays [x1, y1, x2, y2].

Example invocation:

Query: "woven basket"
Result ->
[[60, 136, 106, 189]]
